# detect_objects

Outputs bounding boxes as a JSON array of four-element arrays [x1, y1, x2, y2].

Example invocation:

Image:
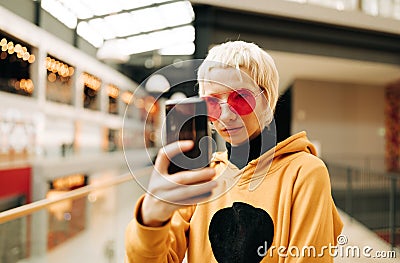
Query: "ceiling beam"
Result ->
[[107, 23, 192, 41], [78, 0, 184, 22]]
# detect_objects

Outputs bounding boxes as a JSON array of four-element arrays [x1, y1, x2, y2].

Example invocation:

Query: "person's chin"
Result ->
[[224, 133, 248, 146]]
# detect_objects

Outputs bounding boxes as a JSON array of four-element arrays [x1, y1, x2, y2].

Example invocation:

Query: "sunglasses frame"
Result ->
[[202, 88, 265, 121]]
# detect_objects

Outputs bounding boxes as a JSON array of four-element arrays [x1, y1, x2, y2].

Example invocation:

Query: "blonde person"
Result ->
[[125, 41, 343, 262]]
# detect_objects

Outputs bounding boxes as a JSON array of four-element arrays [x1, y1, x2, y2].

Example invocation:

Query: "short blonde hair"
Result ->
[[197, 41, 279, 125]]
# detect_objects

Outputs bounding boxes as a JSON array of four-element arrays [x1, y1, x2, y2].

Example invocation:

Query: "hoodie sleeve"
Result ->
[[125, 195, 195, 263], [284, 157, 343, 262]]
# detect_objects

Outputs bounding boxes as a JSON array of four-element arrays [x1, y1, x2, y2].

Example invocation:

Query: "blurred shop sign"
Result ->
[[46, 173, 88, 250]]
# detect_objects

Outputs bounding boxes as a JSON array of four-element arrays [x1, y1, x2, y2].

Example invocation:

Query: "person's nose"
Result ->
[[218, 103, 237, 122]]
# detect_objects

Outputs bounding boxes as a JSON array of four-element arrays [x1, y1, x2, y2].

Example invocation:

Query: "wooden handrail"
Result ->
[[0, 166, 152, 224]]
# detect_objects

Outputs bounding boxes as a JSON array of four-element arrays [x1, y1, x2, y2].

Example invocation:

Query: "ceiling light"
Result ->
[[80, 0, 122, 16], [145, 74, 170, 93], [105, 13, 140, 37], [41, 0, 78, 29], [96, 40, 130, 63], [89, 18, 116, 40], [158, 42, 195, 55], [130, 8, 164, 33], [158, 1, 194, 27], [119, 0, 150, 11], [77, 22, 104, 48], [122, 25, 195, 55], [59, 0, 93, 19], [38, 0, 196, 57]]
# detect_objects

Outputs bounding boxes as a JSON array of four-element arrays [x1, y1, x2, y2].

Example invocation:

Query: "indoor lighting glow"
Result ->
[[107, 84, 120, 98], [46, 190, 72, 221], [123, 25, 194, 55], [104, 13, 140, 38], [52, 173, 85, 190], [169, 25, 195, 43], [0, 38, 35, 64], [45, 57, 75, 77], [119, 0, 151, 10], [96, 39, 130, 63], [89, 18, 116, 40], [158, 42, 195, 55], [58, 0, 93, 19], [125, 33, 163, 55], [77, 22, 104, 48], [158, 1, 194, 27], [41, 0, 78, 29], [37, 0, 196, 56], [81, 72, 102, 91], [121, 91, 133, 105], [134, 98, 145, 109], [144, 96, 157, 114], [80, 0, 123, 16], [18, 79, 35, 94], [145, 74, 170, 93], [129, 8, 165, 33], [28, 54, 36, 64], [335, 1, 345, 10]]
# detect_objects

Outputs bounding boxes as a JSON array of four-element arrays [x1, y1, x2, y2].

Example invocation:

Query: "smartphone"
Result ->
[[165, 97, 211, 174]]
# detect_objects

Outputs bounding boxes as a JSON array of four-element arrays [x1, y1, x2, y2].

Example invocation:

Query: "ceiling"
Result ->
[[36, 0, 400, 93], [270, 51, 400, 92], [39, 0, 195, 62]]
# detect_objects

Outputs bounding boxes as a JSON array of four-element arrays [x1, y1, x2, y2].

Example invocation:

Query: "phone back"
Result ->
[[165, 97, 211, 174]]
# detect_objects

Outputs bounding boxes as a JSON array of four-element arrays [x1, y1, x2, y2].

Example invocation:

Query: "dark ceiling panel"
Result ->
[[193, 4, 400, 65], [123, 4, 400, 93]]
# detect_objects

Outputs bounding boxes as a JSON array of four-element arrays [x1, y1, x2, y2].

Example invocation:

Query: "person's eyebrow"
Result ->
[[205, 90, 232, 98]]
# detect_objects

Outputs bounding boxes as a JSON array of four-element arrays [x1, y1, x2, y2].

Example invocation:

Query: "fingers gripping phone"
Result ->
[[165, 97, 212, 174]]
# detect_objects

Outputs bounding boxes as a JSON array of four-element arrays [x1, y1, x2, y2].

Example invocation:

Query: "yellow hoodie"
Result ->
[[125, 131, 343, 262]]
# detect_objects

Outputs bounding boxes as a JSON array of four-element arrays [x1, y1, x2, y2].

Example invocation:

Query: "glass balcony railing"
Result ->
[[328, 162, 400, 249], [1, 161, 398, 263], [0, 167, 152, 263]]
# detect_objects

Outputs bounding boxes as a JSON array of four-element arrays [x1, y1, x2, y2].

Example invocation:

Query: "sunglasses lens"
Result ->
[[203, 89, 258, 121], [228, 89, 256, 115], [204, 96, 221, 121]]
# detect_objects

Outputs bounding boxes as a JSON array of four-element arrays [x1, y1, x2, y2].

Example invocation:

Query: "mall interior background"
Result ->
[[0, 0, 399, 262]]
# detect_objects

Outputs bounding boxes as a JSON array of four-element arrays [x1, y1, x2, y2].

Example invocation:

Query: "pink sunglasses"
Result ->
[[202, 88, 265, 121]]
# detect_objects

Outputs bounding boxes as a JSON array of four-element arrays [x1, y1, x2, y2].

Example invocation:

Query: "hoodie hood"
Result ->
[[212, 131, 317, 165], [210, 131, 318, 191], [273, 131, 317, 160]]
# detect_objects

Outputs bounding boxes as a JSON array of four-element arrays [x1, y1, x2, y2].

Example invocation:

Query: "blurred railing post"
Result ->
[[357, 0, 363, 12], [346, 167, 353, 216], [389, 175, 397, 249]]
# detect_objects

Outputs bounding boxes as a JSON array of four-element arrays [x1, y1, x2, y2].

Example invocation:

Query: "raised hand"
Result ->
[[140, 140, 217, 227]]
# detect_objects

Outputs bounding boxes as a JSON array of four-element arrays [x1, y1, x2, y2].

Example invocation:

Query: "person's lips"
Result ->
[[222, 126, 243, 134]]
